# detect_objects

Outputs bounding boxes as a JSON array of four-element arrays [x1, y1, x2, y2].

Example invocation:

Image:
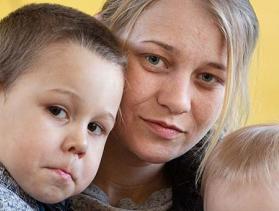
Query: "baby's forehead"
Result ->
[[205, 178, 279, 211]]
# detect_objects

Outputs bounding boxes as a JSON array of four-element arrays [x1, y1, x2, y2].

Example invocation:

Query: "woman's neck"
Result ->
[[93, 138, 170, 206]]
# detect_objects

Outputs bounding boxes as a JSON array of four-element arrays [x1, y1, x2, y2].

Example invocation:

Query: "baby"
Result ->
[[0, 3, 125, 210], [202, 124, 279, 211]]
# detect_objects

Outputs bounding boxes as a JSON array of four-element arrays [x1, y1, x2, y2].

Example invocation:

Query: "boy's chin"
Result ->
[[30, 186, 74, 204]]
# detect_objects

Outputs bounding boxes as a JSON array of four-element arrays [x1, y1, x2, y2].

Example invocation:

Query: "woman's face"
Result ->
[[113, 0, 227, 163]]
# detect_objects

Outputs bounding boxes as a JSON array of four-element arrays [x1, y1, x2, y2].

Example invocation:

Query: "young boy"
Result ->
[[0, 3, 126, 210], [202, 124, 279, 211]]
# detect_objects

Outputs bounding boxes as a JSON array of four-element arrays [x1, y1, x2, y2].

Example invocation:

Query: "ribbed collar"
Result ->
[[0, 163, 39, 209]]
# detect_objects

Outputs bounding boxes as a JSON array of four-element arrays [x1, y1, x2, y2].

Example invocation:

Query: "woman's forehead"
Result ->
[[137, 0, 212, 25], [125, 0, 226, 68], [129, 0, 220, 45]]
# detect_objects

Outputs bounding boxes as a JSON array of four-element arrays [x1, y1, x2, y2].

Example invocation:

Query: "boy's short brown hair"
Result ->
[[0, 3, 126, 90]]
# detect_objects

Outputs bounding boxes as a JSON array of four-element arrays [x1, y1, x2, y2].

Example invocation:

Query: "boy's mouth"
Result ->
[[46, 167, 75, 182]]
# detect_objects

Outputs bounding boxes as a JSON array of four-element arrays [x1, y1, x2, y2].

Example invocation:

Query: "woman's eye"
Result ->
[[197, 72, 225, 89], [142, 54, 169, 71], [201, 73, 215, 82], [88, 122, 104, 136], [48, 106, 67, 119], [145, 55, 161, 65], [199, 73, 218, 83]]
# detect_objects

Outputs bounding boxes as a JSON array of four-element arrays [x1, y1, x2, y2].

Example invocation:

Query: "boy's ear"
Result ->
[[0, 83, 5, 102], [0, 83, 6, 96], [94, 13, 102, 21]]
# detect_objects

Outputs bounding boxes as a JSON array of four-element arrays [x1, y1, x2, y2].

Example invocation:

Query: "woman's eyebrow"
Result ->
[[207, 62, 227, 71], [141, 40, 174, 52], [138, 40, 227, 71]]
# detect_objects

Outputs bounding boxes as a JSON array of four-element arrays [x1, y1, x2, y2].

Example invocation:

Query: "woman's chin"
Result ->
[[134, 148, 182, 164]]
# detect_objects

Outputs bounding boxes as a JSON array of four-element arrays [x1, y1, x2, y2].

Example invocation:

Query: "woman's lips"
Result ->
[[142, 118, 185, 140]]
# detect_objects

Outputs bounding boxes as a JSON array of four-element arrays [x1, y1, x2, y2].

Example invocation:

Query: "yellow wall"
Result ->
[[249, 0, 279, 124], [0, 0, 278, 124], [0, 0, 104, 16]]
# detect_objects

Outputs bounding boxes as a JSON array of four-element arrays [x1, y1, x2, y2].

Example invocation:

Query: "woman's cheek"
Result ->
[[195, 89, 225, 128]]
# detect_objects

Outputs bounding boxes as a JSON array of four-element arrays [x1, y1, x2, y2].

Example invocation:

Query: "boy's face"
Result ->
[[204, 178, 279, 211], [0, 42, 124, 203]]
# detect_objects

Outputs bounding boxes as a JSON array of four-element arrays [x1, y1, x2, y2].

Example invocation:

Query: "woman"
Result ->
[[70, 0, 258, 210]]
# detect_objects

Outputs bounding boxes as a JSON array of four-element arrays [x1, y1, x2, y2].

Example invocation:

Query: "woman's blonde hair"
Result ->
[[99, 0, 259, 177], [202, 124, 279, 194]]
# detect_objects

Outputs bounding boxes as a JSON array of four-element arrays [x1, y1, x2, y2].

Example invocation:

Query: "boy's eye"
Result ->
[[48, 106, 67, 119], [88, 122, 103, 136]]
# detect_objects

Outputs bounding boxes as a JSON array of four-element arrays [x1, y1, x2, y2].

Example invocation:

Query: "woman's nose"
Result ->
[[62, 127, 88, 159], [157, 75, 192, 114]]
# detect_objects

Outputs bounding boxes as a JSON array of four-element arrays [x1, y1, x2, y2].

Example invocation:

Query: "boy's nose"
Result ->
[[62, 129, 88, 159]]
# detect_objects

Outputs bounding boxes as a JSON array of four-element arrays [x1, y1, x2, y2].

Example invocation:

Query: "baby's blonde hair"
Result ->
[[202, 124, 279, 194]]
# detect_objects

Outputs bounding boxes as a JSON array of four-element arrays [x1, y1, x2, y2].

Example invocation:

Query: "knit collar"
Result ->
[[0, 163, 39, 209]]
